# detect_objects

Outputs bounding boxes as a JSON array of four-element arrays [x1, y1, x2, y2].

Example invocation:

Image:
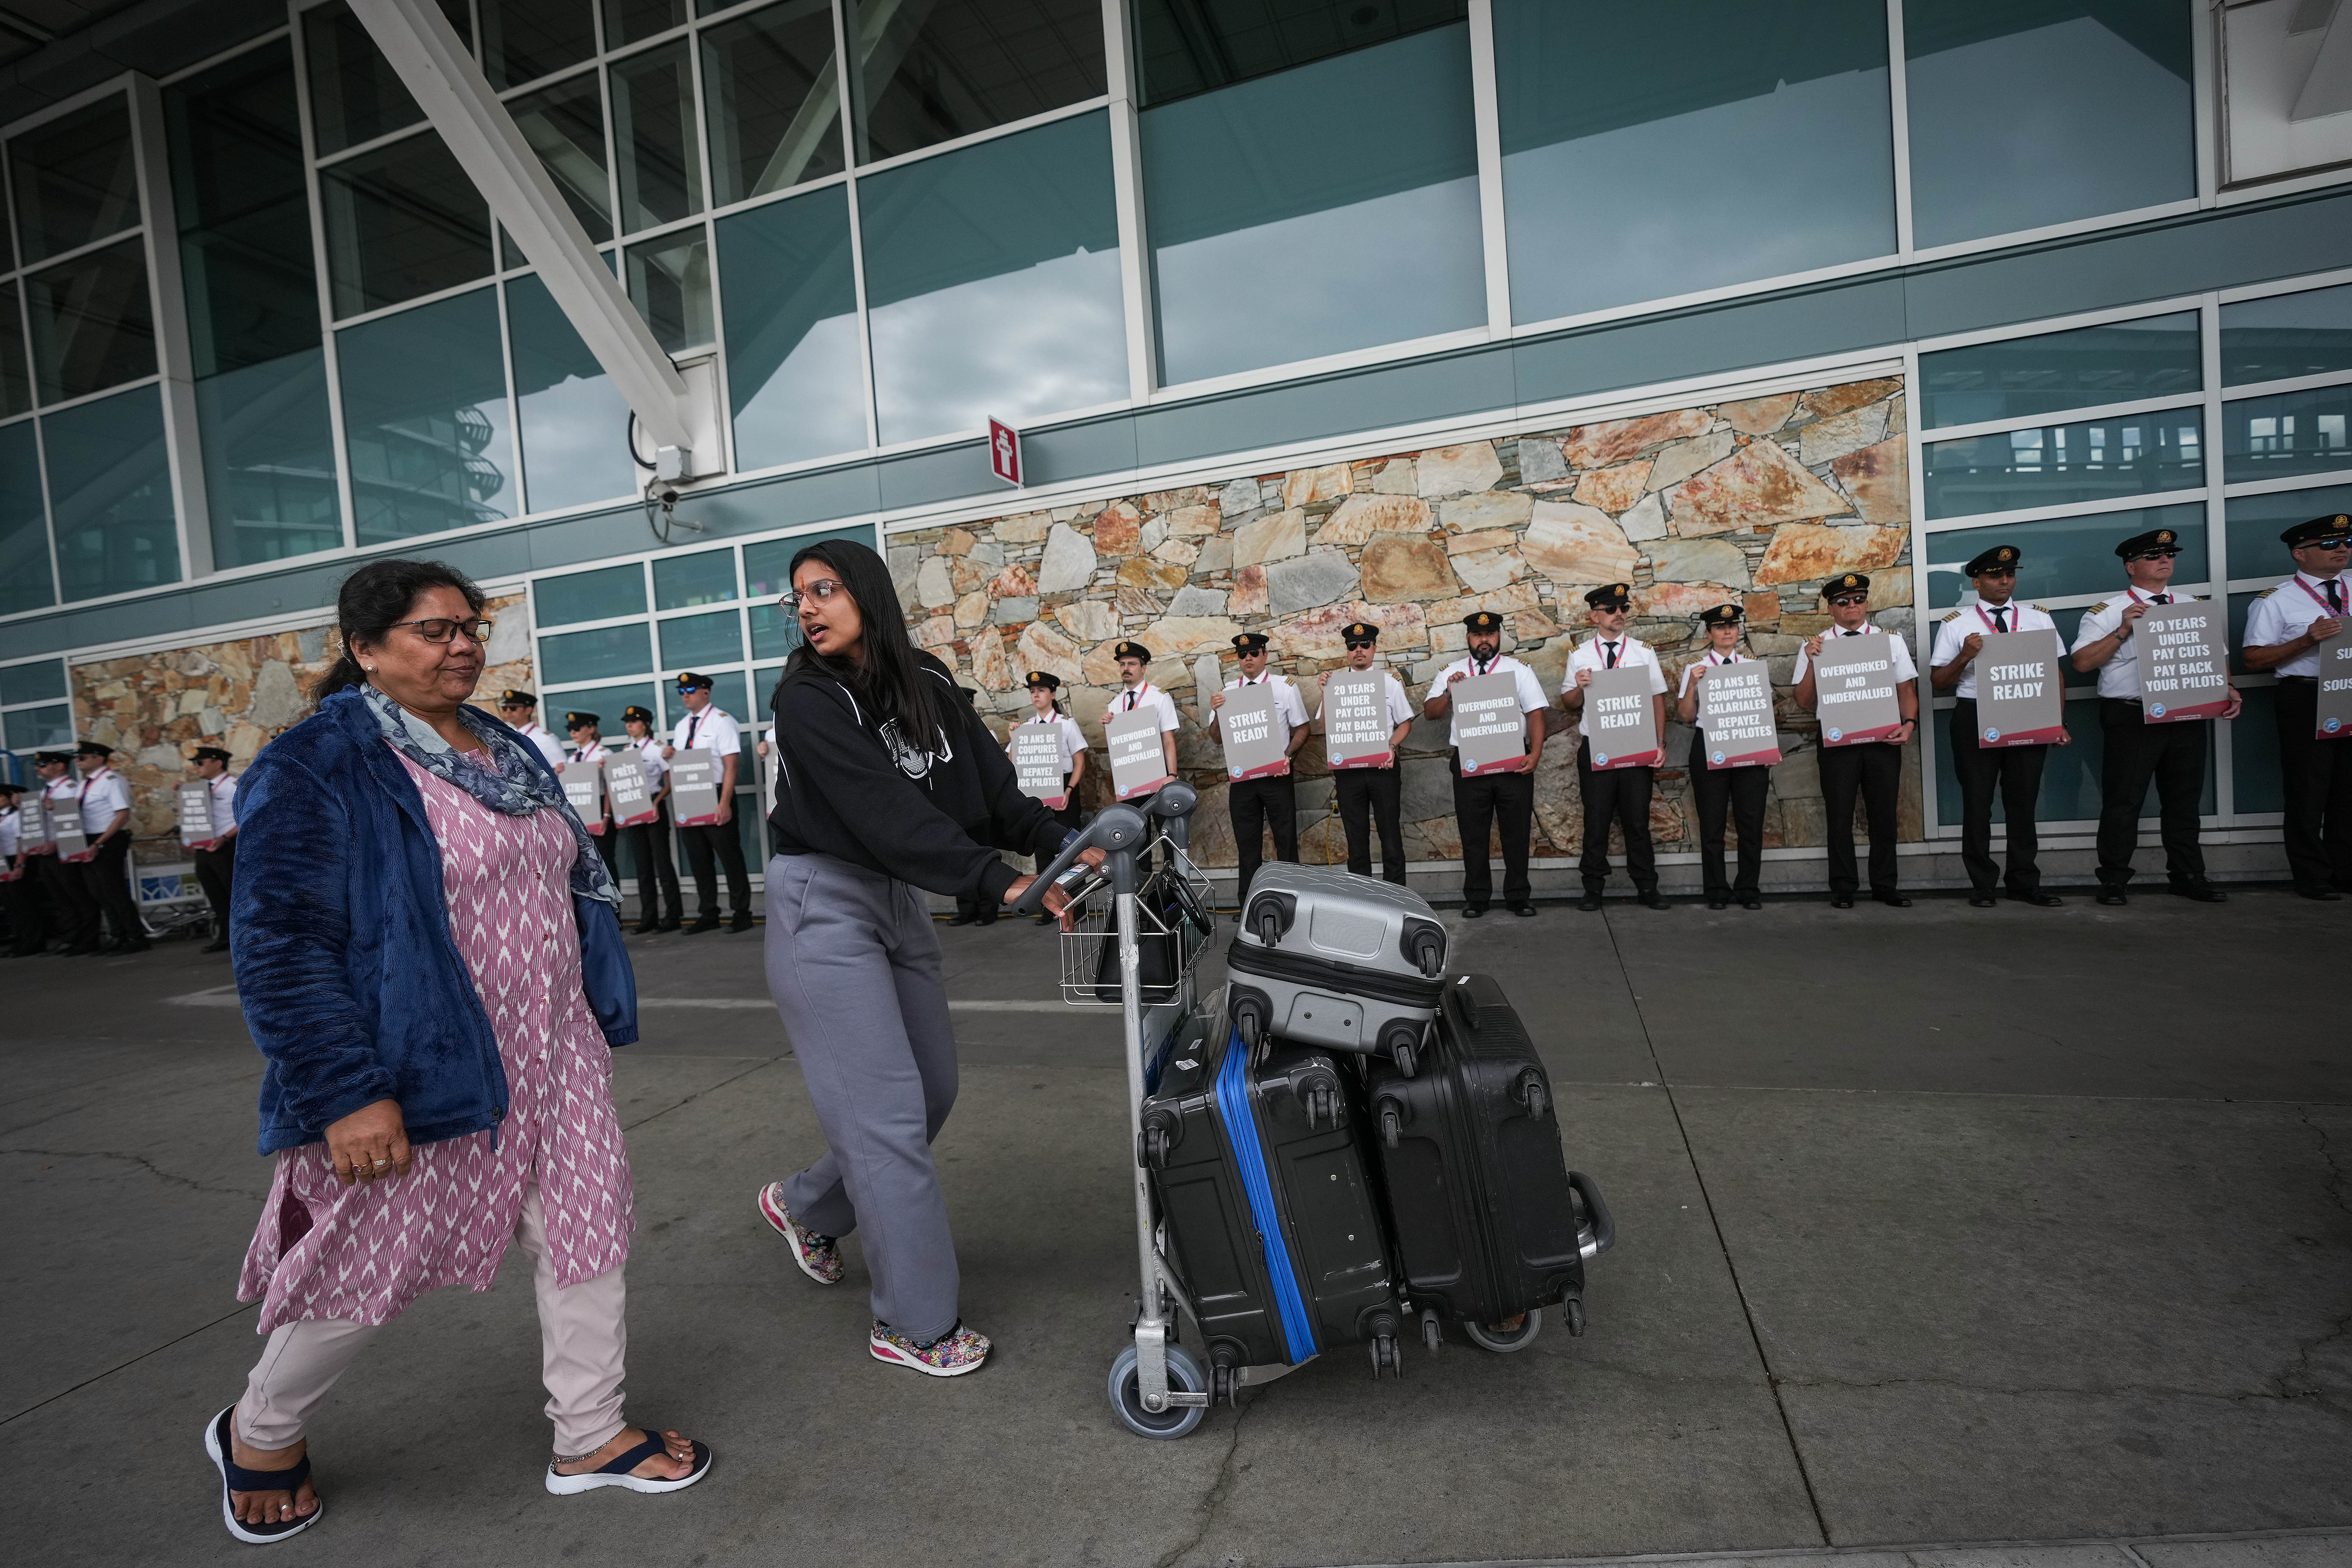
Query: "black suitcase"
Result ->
[[1363, 973, 1615, 1352], [1142, 1022, 1406, 1398]]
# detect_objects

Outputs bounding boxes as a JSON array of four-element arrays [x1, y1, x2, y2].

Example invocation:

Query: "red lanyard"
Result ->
[[1706, 651, 1741, 666], [79, 769, 106, 804], [1974, 603, 2018, 634], [2295, 576, 2346, 616]]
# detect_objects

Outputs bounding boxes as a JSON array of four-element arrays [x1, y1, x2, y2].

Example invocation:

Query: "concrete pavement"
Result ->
[[1, 886, 2347, 1566]]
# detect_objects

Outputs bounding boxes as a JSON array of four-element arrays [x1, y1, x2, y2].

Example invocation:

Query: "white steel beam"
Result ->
[[347, 0, 716, 475]]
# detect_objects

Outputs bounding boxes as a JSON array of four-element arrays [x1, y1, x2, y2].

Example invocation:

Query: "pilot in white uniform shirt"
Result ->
[[2245, 568, 2351, 679], [77, 760, 131, 838], [1931, 597, 2059, 701], [1562, 632, 1668, 742], [1425, 648, 1547, 748], [668, 701, 743, 764], [206, 771, 238, 838], [1790, 618, 1920, 686], [1216, 669, 1311, 734]]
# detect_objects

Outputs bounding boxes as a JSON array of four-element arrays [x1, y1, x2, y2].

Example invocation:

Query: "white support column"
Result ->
[[1466, 0, 1512, 338], [128, 73, 213, 579], [347, 0, 720, 480], [1104, 0, 1158, 403]]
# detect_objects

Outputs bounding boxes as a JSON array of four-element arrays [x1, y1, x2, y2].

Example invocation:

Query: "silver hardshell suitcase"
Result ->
[[1226, 863, 1448, 1075]]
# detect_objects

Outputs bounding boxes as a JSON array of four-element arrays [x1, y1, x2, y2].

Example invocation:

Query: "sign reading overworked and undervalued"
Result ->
[[1106, 707, 1171, 800], [1811, 631, 1903, 745], [1698, 662, 1781, 769], [1451, 672, 1527, 775], [2134, 601, 2230, 723]]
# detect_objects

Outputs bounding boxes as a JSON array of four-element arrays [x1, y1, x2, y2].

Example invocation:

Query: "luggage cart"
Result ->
[[1015, 783, 1225, 1440]]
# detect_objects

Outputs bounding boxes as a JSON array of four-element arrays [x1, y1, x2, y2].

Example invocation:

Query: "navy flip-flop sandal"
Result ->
[[544, 1427, 712, 1495], [203, 1405, 324, 1545]]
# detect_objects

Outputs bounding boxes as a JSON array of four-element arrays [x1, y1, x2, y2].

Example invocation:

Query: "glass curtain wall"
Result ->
[[0, 657, 71, 784]]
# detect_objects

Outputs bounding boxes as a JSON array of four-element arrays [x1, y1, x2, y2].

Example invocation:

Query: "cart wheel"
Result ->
[[1421, 1310, 1442, 1353], [1462, 1312, 1544, 1353], [1561, 1296, 1587, 1337], [1380, 1106, 1401, 1149], [1109, 1344, 1208, 1440]]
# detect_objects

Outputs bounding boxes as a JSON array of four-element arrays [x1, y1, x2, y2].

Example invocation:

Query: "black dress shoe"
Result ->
[[729, 916, 757, 932], [2011, 891, 2063, 907], [1875, 893, 1912, 908], [1576, 892, 1603, 912], [658, 917, 683, 932], [632, 921, 659, 935], [2169, 881, 2226, 903], [2298, 885, 2344, 901], [686, 916, 723, 933], [1968, 893, 1997, 908], [2095, 888, 2128, 906], [1739, 896, 1763, 910], [1707, 897, 1729, 910], [1830, 895, 1854, 909], [1637, 889, 1669, 910], [1461, 903, 1487, 919], [1510, 902, 1538, 917]]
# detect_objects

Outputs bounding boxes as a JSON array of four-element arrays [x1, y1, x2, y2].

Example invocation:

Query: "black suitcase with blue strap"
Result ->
[[1140, 1023, 1405, 1402]]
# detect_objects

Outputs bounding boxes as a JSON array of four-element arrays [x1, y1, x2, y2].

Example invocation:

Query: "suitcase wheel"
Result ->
[[1462, 1312, 1544, 1353], [1391, 1039, 1417, 1078], [1561, 1296, 1587, 1337], [1518, 1073, 1547, 1120], [1369, 1332, 1402, 1380], [1420, 1309, 1442, 1353], [1109, 1343, 1207, 1440], [1379, 1105, 1402, 1149]]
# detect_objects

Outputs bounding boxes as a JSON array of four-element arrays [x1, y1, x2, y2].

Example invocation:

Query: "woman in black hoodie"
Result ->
[[753, 538, 1088, 1378]]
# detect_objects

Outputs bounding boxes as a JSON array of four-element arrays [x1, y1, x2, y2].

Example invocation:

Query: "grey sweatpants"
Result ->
[[765, 853, 962, 1341]]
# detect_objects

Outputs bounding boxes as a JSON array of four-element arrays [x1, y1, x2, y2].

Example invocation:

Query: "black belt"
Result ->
[[2278, 675, 2318, 686]]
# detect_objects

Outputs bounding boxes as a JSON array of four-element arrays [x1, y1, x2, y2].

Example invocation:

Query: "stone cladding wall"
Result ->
[[890, 378, 1921, 868]]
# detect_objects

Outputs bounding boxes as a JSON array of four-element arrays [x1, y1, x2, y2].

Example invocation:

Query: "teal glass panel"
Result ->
[[507, 75, 612, 242], [338, 287, 517, 542], [5, 703, 72, 752], [847, 0, 1105, 164], [26, 239, 155, 404], [1147, 29, 1479, 384], [611, 43, 703, 234], [1919, 312, 2201, 430], [0, 658, 65, 706], [1136, 0, 1465, 105], [750, 660, 785, 712], [860, 113, 1124, 443], [2222, 386, 2352, 485], [536, 562, 646, 625], [166, 40, 321, 377], [654, 549, 736, 608], [322, 132, 495, 317], [540, 621, 653, 683], [743, 524, 879, 596], [481, 0, 595, 89], [2226, 483, 2352, 583], [2229, 590, 2272, 677], [659, 608, 744, 668], [748, 600, 802, 660], [1922, 409, 2204, 521], [1924, 503, 2207, 608], [507, 274, 636, 513], [2232, 685, 2283, 815], [0, 282, 29, 418], [197, 351, 344, 567], [2222, 282, 2352, 388], [0, 422, 54, 614], [44, 384, 181, 601], [304, 0, 467, 156], [624, 231, 712, 351], [1903, 0, 2194, 249], [719, 186, 866, 467], [539, 679, 657, 727], [1933, 698, 2212, 827], [7, 96, 138, 264], [610, 0, 689, 47], [702, 0, 843, 204], [1496, 0, 1892, 325]]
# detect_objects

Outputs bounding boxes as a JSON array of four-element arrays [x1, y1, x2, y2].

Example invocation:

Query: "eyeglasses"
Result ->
[[1827, 594, 1868, 607], [2130, 548, 2182, 561], [783, 578, 846, 611], [391, 617, 493, 644]]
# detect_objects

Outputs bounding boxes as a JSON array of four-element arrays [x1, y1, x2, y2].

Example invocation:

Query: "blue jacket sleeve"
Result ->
[[229, 747, 396, 1133]]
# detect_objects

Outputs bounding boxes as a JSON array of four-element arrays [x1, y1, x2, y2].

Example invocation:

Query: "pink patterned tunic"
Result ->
[[237, 746, 633, 1331]]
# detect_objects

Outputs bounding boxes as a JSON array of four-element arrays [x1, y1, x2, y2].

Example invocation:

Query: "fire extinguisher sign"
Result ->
[[987, 417, 1022, 487]]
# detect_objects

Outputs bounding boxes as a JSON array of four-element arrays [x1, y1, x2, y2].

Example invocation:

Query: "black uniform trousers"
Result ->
[[1, 859, 42, 954], [1577, 742, 1658, 893], [1228, 774, 1299, 905], [1816, 740, 1902, 896], [1032, 791, 1082, 872], [39, 852, 92, 949], [1451, 755, 1533, 906], [681, 816, 750, 922], [81, 834, 142, 947], [621, 797, 683, 925], [1687, 734, 1766, 900], [2274, 679, 2352, 892], [2095, 698, 2206, 888], [1948, 700, 2047, 895], [192, 837, 237, 938], [1335, 765, 1407, 884]]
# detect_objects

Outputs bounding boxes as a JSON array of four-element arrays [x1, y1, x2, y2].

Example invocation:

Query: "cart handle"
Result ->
[[1014, 803, 1149, 911]]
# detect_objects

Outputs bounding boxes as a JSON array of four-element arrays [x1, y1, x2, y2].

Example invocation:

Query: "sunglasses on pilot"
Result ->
[[1827, 593, 1867, 607]]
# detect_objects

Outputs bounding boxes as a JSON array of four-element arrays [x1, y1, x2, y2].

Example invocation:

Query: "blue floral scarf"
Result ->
[[362, 684, 621, 906]]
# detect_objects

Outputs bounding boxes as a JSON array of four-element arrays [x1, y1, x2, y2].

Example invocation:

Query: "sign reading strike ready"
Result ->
[[1010, 726, 1070, 806], [560, 760, 606, 834], [1697, 663, 1780, 769], [1972, 629, 2068, 747], [1583, 666, 1662, 770], [1320, 670, 1393, 768], [1812, 632, 1903, 745], [1218, 685, 1290, 780], [1450, 672, 1527, 774], [2134, 601, 2230, 723], [1106, 708, 1171, 800]]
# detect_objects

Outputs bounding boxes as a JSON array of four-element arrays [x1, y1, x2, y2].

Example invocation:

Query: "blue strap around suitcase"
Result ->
[[1213, 1028, 1319, 1364]]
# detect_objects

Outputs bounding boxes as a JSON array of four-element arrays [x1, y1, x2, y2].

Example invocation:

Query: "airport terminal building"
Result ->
[[1, 0, 2349, 895]]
